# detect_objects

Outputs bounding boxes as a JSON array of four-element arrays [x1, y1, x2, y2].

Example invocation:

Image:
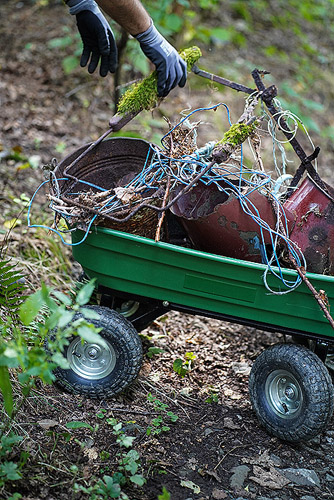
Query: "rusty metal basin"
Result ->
[[284, 175, 334, 275], [53, 137, 161, 238], [170, 182, 277, 263], [54, 137, 154, 195]]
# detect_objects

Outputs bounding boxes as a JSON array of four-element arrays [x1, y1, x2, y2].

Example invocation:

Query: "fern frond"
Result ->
[[0, 260, 26, 319]]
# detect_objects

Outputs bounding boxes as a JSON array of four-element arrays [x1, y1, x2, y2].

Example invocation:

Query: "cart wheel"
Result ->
[[51, 306, 143, 399], [249, 343, 334, 442]]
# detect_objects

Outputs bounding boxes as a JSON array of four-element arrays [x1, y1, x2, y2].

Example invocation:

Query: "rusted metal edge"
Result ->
[[62, 111, 140, 183]]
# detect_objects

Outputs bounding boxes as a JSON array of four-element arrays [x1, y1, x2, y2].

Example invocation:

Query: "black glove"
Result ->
[[67, 0, 117, 77], [135, 22, 187, 97]]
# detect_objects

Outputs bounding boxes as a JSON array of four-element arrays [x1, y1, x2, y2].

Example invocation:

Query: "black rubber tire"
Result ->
[[50, 306, 143, 399], [249, 343, 334, 442]]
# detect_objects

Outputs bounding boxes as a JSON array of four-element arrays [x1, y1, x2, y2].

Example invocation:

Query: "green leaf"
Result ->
[[8, 493, 22, 500], [120, 435, 136, 448], [185, 351, 196, 361], [57, 309, 75, 329], [210, 26, 233, 42], [76, 281, 96, 306], [130, 474, 146, 486], [0, 348, 20, 368], [173, 358, 188, 377], [97, 475, 121, 497], [52, 290, 72, 306], [81, 308, 100, 320], [62, 55, 79, 74], [19, 290, 44, 325], [158, 487, 171, 500], [125, 460, 138, 474], [0, 462, 21, 481], [147, 347, 164, 358], [0, 366, 13, 417], [65, 421, 93, 431], [51, 352, 69, 370], [164, 13, 183, 33], [77, 325, 107, 348], [47, 36, 73, 49], [1, 433, 23, 453]]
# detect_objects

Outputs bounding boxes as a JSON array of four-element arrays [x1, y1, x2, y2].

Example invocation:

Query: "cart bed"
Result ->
[[72, 227, 334, 341]]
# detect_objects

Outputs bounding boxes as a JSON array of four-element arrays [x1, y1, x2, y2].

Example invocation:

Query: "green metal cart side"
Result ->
[[72, 227, 334, 340]]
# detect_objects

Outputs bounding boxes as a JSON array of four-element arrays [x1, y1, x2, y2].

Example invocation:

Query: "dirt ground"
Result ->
[[1, 2, 334, 500]]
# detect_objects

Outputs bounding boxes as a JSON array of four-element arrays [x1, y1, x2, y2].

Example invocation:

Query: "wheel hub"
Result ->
[[265, 369, 303, 419], [67, 337, 116, 380]]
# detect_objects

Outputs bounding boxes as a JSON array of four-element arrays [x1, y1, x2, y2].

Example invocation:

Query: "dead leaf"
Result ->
[[223, 388, 242, 400], [249, 466, 290, 489], [212, 489, 228, 499], [38, 419, 58, 430], [223, 417, 240, 430], [180, 480, 201, 494], [231, 361, 251, 375], [242, 450, 277, 467], [83, 447, 99, 461], [205, 469, 221, 482], [114, 187, 142, 205]]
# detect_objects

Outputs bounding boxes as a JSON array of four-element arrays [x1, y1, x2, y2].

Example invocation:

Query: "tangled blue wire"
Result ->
[[28, 103, 306, 293]]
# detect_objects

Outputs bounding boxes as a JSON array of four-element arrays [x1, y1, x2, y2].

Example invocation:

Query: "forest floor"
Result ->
[[1, 1, 334, 500]]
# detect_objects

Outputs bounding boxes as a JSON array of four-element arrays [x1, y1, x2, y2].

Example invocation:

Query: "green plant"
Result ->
[[81, 417, 146, 497], [146, 393, 178, 436], [158, 486, 171, 500], [205, 390, 219, 404], [73, 417, 145, 499], [173, 351, 197, 377], [0, 266, 102, 491], [146, 346, 165, 358]]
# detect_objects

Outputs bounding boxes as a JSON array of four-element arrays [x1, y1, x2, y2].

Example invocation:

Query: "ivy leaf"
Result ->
[[120, 435, 136, 448]]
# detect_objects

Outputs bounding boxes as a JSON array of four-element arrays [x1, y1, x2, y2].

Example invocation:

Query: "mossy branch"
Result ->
[[213, 120, 258, 163], [117, 46, 202, 115]]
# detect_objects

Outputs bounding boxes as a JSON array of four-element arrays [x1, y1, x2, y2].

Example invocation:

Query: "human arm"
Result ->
[[66, 0, 187, 96], [96, 1, 187, 97]]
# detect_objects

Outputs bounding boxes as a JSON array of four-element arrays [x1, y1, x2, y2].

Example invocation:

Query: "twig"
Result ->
[[192, 65, 256, 94], [214, 444, 248, 470], [155, 176, 171, 242], [270, 197, 334, 329]]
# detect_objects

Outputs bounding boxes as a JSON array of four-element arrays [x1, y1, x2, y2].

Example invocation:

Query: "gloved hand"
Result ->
[[135, 22, 187, 97], [67, 0, 117, 76]]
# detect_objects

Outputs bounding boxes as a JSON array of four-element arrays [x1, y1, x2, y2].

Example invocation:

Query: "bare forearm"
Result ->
[[96, 0, 151, 35]]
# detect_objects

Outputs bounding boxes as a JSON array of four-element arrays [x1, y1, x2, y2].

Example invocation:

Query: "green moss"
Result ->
[[179, 46, 202, 71], [216, 122, 257, 147], [117, 72, 159, 115], [117, 46, 202, 115]]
